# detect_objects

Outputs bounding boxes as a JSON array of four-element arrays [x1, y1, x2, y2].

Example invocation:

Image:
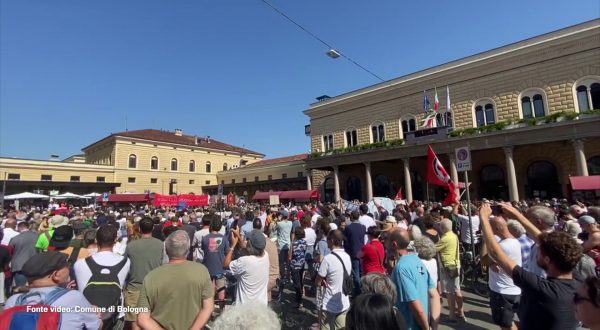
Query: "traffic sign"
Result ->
[[455, 147, 472, 172], [102, 192, 110, 202]]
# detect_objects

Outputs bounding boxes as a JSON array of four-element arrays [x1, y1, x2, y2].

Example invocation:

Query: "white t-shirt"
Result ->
[[304, 228, 317, 248], [1, 227, 19, 245], [230, 253, 269, 305], [73, 251, 131, 318], [311, 213, 320, 227], [489, 236, 522, 295], [359, 215, 376, 244], [458, 214, 480, 244], [422, 258, 438, 284], [318, 248, 351, 313]]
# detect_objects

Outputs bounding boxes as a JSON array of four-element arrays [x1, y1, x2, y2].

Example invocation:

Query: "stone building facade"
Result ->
[[304, 19, 600, 203]]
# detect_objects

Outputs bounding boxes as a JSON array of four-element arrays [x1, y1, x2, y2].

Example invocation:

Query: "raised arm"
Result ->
[[479, 204, 517, 275], [499, 202, 542, 242]]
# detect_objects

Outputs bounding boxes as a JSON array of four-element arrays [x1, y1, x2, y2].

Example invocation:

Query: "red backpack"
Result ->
[[0, 287, 69, 330]]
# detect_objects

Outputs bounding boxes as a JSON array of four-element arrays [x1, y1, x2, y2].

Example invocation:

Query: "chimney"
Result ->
[[174, 129, 183, 136], [50, 155, 60, 161], [194, 135, 198, 145], [206, 136, 211, 143]]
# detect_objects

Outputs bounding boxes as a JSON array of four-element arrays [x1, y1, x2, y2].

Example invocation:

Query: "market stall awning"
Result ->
[[252, 191, 282, 201], [570, 175, 600, 190], [53, 192, 85, 199], [279, 190, 320, 201], [97, 193, 150, 203]]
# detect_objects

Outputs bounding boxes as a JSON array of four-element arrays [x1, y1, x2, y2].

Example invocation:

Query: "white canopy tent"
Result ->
[[3, 192, 50, 200], [53, 192, 85, 199], [83, 192, 101, 198]]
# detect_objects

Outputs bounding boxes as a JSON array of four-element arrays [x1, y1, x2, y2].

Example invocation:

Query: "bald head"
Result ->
[[5, 218, 17, 229], [490, 215, 511, 238], [386, 228, 411, 252], [416, 207, 425, 217]]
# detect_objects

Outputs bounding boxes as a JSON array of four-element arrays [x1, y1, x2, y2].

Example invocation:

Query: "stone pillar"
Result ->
[[333, 165, 341, 202], [573, 139, 589, 176], [364, 162, 373, 201], [402, 158, 413, 203], [503, 147, 519, 202], [306, 170, 312, 190], [448, 153, 460, 196]]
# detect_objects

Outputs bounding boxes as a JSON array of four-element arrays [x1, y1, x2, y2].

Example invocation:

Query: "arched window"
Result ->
[[223, 163, 228, 171], [371, 122, 385, 142], [574, 77, 600, 113], [345, 128, 358, 147], [171, 158, 178, 171], [526, 161, 560, 198], [374, 175, 392, 197], [323, 134, 334, 151], [520, 90, 547, 118], [206, 161, 212, 173], [189, 160, 195, 172], [401, 116, 417, 139], [473, 99, 496, 127], [346, 176, 362, 201], [588, 156, 600, 175], [150, 156, 158, 170], [435, 111, 453, 127], [128, 154, 137, 169]]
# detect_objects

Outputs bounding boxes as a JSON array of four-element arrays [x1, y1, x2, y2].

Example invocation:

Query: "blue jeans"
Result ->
[[351, 258, 361, 296]]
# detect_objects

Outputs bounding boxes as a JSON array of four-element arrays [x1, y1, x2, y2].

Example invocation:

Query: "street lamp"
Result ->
[[326, 49, 341, 59]]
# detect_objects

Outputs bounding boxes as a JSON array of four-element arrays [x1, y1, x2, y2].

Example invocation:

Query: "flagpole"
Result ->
[[464, 170, 476, 263], [426, 182, 430, 202]]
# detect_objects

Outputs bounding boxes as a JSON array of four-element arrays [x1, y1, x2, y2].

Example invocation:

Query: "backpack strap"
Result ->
[[68, 247, 81, 265], [85, 255, 129, 276], [331, 252, 349, 276], [15, 287, 70, 306]]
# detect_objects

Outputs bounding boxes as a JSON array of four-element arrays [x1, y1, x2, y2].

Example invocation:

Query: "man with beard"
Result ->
[[479, 203, 581, 330]]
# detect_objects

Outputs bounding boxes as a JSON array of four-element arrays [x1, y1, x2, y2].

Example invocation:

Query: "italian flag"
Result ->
[[434, 87, 440, 112]]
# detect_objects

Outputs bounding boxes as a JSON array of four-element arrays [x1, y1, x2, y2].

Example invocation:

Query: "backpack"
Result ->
[[0, 287, 69, 330], [82, 256, 128, 321], [331, 252, 354, 296]]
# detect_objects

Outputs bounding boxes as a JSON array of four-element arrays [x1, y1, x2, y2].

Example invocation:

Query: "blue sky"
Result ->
[[1, 1, 598, 160]]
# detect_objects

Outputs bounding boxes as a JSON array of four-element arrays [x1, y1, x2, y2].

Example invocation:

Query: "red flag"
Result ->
[[427, 145, 452, 186], [395, 187, 404, 200], [426, 145, 458, 205]]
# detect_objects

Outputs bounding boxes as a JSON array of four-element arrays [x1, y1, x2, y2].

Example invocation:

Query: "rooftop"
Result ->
[[239, 153, 308, 169], [83, 129, 265, 156]]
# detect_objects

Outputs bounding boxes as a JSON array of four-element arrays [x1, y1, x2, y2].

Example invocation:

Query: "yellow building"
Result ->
[[1, 128, 264, 197], [304, 19, 600, 203]]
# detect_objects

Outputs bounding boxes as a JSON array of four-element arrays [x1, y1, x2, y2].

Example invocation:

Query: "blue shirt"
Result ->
[[393, 253, 435, 330], [241, 221, 253, 237], [517, 234, 535, 271]]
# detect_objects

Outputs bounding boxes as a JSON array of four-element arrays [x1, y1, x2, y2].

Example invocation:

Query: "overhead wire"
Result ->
[[260, 0, 385, 82]]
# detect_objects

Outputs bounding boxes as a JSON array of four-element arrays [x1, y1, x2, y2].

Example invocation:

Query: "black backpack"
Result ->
[[331, 252, 354, 296], [82, 256, 128, 320]]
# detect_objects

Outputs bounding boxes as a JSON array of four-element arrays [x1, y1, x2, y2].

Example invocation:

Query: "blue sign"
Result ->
[[102, 192, 110, 202]]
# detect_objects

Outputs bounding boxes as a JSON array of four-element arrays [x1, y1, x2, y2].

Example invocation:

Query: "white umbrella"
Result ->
[[3, 192, 50, 200], [83, 192, 101, 198], [54, 192, 85, 199]]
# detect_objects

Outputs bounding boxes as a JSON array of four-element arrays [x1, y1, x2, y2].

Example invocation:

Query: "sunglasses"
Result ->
[[574, 292, 595, 305]]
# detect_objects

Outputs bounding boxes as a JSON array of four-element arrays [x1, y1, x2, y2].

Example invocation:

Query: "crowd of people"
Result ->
[[0, 196, 599, 330]]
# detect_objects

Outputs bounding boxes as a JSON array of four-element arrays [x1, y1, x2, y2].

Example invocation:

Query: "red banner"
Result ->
[[426, 145, 459, 205], [227, 193, 235, 205], [154, 194, 210, 207]]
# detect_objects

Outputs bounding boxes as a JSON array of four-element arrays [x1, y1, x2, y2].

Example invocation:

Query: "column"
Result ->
[[364, 162, 373, 201], [333, 165, 341, 202], [306, 170, 312, 190], [448, 153, 460, 197], [503, 147, 519, 202], [573, 139, 589, 176], [402, 158, 413, 203]]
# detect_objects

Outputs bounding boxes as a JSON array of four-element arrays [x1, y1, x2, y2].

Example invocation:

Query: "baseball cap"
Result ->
[[247, 229, 266, 250], [22, 251, 69, 281], [280, 209, 289, 218]]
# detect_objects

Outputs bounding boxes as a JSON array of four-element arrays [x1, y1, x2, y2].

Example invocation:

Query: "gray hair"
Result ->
[[439, 218, 452, 233], [527, 206, 556, 229], [212, 303, 281, 330], [506, 220, 526, 237], [165, 230, 190, 259], [360, 273, 397, 304], [565, 221, 583, 238], [413, 237, 437, 260]]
